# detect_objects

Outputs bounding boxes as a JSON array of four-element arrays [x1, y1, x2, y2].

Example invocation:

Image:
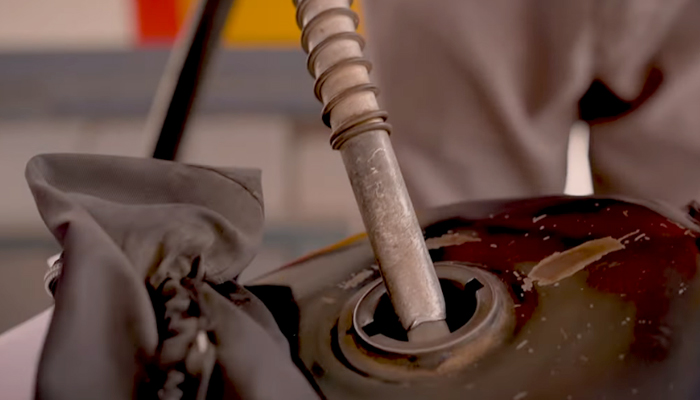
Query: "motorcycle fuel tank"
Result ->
[[250, 196, 700, 400]]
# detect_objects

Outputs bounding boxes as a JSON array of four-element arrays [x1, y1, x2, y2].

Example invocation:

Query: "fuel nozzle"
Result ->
[[294, 0, 449, 340]]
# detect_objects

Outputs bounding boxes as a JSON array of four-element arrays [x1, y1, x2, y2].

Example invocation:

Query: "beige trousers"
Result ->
[[364, 0, 700, 210]]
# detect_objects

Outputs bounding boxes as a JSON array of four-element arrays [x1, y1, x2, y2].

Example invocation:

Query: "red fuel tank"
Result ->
[[251, 196, 700, 400]]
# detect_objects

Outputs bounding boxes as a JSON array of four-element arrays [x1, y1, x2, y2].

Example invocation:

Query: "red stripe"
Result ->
[[134, 0, 179, 45]]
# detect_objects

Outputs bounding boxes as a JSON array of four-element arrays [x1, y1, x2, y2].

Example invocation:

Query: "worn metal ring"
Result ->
[[337, 262, 514, 380]]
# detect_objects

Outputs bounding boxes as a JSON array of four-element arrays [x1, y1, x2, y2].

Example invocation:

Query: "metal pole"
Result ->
[[294, 0, 448, 336]]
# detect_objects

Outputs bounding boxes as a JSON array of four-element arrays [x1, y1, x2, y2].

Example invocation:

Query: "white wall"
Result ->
[[564, 121, 594, 196], [0, 0, 133, 51], [0, 114, 363, 237]]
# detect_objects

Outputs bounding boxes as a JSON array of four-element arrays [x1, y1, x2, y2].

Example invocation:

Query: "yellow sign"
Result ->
[[175, 0, 364, 47]]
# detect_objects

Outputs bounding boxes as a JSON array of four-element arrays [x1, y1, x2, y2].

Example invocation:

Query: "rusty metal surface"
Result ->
[[251, 196, 700, 399]]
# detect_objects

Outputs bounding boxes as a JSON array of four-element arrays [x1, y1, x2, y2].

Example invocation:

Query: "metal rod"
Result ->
[[149, 0, 236, 160], [295, 0, 448, 334], [340, 131, 448, 331]]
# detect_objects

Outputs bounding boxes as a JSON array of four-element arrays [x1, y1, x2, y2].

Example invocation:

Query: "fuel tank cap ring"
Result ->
[[337, 261, 515, 379]]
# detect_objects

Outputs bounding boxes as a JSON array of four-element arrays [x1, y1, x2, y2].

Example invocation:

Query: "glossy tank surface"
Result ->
[[250, 196, 700, 399]]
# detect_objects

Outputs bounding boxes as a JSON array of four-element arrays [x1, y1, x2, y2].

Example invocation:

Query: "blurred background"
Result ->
[[0, 0, 592, 334]]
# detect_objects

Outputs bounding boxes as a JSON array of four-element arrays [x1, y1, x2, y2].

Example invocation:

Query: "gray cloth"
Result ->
[[364, 0, 700, 210], [26, 154, 319, 400]]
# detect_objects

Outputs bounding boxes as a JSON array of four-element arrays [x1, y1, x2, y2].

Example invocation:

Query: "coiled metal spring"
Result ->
[[294, 0, 392, 150]]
